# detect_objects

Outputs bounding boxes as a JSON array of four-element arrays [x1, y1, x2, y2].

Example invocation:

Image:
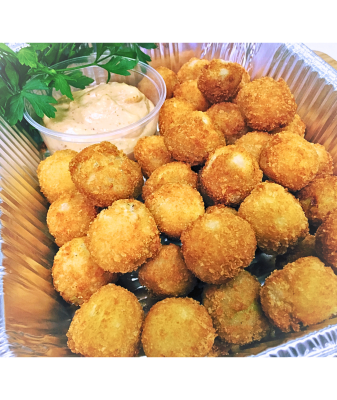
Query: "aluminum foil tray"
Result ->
[[1, 43, 337, 357]]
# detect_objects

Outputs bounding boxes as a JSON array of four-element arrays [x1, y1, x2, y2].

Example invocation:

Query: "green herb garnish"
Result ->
[[0, 43, 157, 126]]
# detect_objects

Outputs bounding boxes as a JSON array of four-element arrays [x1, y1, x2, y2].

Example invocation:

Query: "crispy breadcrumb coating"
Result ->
[[270, 114, 306, 136], [235, 131, 271, 162], [164, 111, 226, 166], [86, 199, 160, 273], [134, 136, 173, 178], [145, 183, 205, 238], [206, 102, 248, 144], [297, 175, 337, 227], [238, 182, 309, 255], [313, 143, 334, 178], [158, 98, 196, 136], [177, 57, 210, 83], [236, 77, 297, 131], [46, 190, 98, 247], [67, 284, 144, 357], [37, 149, 78, 203], [200, 145, 263, 206], [276, 234, 317, 269], [230, 69, 251, 103], [206, 204, 238, 216], [69, 142, 143, 208], [142, 161, 198, 201], [259, 132, 319, 191], [315, 209, 337, 271], [181, 212, 257, 284], [52, 237, 118, 305], [202, 271, 270, 345], [138, 244, 197, 297], [173, 79, 210, 111], [198, 60, 244, 103], [155, 66, 179, 99], [260, 257, 337, 332], [141, 297, 215, 357]]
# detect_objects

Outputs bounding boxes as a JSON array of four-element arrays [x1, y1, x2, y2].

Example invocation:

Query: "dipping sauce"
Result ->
[[43, 82, 155, 135]]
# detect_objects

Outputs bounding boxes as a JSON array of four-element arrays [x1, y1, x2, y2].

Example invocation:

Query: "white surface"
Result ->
[[305, 43, 337, 61]]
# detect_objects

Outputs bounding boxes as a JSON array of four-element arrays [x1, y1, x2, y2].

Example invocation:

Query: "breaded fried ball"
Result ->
[[67, 284, 144, 357], [177, 57, 210, 83], [238, 182, 309, 255], [202, 271, 270, 345], [230, 69, 251, 103], [46, 190, 98, 247], [198, 60, 244, 104], [138, 244, 197, 297], [158, 98, 196, 136], [200, 146, 263, 206], [276, 234, 317, 269], [270, 114, 306, 137], [313, 143, 334, 178], [86, 199, 160, 273], [206, 204, 238, 216], [142, 161, 198, 201], [164, 111, 226, 166], [181, 212, 257, 284], [260, 257, 337, 332], [145, 183, 205, 238], [259, 132, 319, 191], [235, 131, 271, 162], [69, 142, 143, 208], [133, 136, 173, 178], [173, 79, 210, 111], [236, 77, 297, 131], [52, 237, 118, 306], [37, 149, 77, 203], [141, 297, 215, 357], [315, 209, 337, 271], [297, 175, 337, 227], [206, 102, 248, 144], [155, 66, 179, 99]]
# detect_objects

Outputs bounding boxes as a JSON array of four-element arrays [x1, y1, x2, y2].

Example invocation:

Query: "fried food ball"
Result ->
[[315, 209, 337, 271], [173, 79, 210, 111], [138, 244, 197, 297], [206, 204, 238, 216], [67, 284, 144, 357], [155, 66, 179, 99], [236, 77, 297, 131], [238, 182, 309, 255], [46, 190, 98, 247], [270, 113, 306, 137], [133, 136, 173, 178], [52, 237, 118, 306], [37, 149, 78, 203], [235, 131, 271, 162], [141, 297, 215, 357], [69, 142, 143, 208], [259, 132, 319, 191], [202, 271, 270, 345], [86, 199, 160, 273], [206, 102, 248, 144], [177, 57, 210, 83], [142, 161, 198, 201], [260, 257, 337, 332], [276, 234, 317, 269], [198, 60, 244, 104], [297, 175, 337, 227], [313, 143, 334, 178], [158, 98, 196, 136], [181, 211, 256, 284], [230, 69, 251, 103], [145, 183, 205, 238], [200, 146, 263, 206], [164, 111, 226, 166]]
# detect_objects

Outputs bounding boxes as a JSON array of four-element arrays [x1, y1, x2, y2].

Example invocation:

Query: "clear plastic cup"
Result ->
[[23, 54, 166, 157]]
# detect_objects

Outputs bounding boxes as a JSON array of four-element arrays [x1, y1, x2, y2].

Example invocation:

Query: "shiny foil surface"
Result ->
[[1, 43, 337, 357]]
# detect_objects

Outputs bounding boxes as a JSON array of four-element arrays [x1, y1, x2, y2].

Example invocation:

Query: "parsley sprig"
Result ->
[[0, 43, 157, 126]]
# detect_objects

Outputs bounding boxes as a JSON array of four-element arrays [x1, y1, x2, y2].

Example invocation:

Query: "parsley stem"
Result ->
[[54, 55, 112, 73]]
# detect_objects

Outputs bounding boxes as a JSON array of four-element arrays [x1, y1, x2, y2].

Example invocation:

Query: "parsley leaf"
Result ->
[[65, 70, 94, 89], [6, 93, 25, 125], [102, 56, 138, 76], [52, 73, 73, 99], [22, 91, 57, 119], [17, 47, 38, 68], [5, 64, 19, 91]]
